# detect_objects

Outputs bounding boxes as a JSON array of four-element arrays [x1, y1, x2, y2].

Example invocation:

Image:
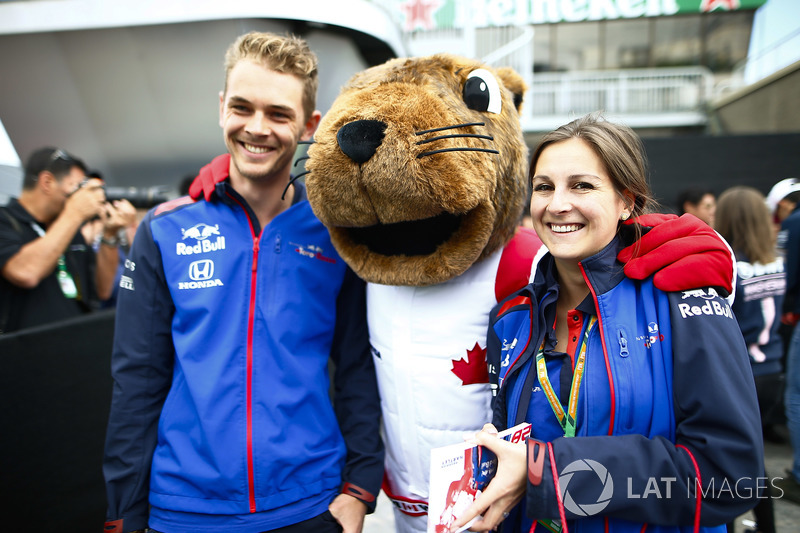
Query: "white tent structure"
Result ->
[[0, 0, 407, 196]]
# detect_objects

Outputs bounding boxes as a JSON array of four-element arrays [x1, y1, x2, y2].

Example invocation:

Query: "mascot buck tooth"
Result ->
[[301, 54, 735, 533], [305, 54, 539, 533]]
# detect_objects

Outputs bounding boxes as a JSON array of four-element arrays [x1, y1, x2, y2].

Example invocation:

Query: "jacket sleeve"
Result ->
[[329, 267, 384, 513], [103, 211, 175, 532], [524, 289, 763, 527]]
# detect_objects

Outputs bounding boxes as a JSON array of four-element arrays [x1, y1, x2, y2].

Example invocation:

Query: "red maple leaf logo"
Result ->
[[451, 343, 489, 386]]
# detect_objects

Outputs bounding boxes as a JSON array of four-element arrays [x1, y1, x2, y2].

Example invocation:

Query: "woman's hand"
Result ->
[[450, 424, 528, 532]]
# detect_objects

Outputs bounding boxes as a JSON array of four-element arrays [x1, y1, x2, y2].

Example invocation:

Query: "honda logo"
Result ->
[[189, 260, 214, 281]]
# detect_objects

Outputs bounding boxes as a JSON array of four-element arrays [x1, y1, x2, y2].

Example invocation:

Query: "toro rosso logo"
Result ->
[[177, 223, 226, 255], [636, 322, 665, 348], [291, 242, 336, 264]]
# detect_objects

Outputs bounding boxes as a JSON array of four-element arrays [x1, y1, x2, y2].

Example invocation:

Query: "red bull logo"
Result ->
[[177, 236, 226, 255]]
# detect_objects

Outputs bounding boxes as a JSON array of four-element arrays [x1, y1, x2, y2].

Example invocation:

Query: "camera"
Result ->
[[104, 186, 174, 209]]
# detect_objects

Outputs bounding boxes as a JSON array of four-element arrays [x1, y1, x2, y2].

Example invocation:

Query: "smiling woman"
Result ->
[[452, 114, 765, 533], [529, 138, 630, 267]]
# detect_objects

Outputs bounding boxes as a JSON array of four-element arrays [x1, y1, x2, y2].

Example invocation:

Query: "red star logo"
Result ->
[[451, 343, 489, 386], [700, 0, 740, 11], [400, 0, 442, 31]]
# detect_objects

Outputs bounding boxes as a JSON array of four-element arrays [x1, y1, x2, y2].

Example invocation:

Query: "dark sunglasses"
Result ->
[[49, 149, 75, 164]]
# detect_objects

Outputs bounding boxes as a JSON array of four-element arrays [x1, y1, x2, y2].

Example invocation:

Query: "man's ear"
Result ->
[[37, 171, 56, 194], [302, 110, 322, 141], [218, 91, 225, 128]]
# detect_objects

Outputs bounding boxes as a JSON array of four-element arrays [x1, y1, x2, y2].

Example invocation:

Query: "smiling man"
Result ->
[[103, 32, 383, 533]]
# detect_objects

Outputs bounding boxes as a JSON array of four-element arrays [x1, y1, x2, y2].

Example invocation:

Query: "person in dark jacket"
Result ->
[[452, 114, 762, 533], [716, 186, 785, 533], [772, 177, 800, 504], [102, 32, 383, 533]]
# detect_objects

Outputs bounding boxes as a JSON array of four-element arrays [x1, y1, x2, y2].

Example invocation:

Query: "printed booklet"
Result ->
[[427, 422, 532, 533]]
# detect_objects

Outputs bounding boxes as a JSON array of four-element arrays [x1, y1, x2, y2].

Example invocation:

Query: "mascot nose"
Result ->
[[336, 120, 387, 164]]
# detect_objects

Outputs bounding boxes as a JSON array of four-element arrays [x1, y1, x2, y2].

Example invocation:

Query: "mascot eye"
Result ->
[[464, 69, 502, 114]]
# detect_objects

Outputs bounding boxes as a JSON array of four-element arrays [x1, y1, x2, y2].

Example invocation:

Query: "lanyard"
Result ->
[[30, 221, 78, 300], [535, 315, 597, 438]]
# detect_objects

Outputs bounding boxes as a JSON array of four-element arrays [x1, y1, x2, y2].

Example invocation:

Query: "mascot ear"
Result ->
[[495, 66, 527, 113]]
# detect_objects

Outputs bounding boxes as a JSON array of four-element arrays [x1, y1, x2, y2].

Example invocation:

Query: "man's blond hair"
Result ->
[[223, 32, 318, 121]]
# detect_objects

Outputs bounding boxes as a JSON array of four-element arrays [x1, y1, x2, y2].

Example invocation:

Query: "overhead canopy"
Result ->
[[0, 0, 406, 192]]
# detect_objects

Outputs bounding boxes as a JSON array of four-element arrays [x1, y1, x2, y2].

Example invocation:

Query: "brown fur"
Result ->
[[306, 54, 529, 286]]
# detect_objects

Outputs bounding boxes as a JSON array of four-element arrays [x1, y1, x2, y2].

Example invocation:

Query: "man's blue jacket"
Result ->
[[103, 155, 383, 532]]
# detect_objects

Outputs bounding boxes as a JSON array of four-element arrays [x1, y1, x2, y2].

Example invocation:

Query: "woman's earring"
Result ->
[[621, 212, 630, 221]]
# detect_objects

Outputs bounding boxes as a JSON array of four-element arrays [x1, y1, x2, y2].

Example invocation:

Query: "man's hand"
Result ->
[[617, 213, 734, 296], [64, 178, 107, 223], [329, 493, 367, 533], [102, 199, 138, 239]]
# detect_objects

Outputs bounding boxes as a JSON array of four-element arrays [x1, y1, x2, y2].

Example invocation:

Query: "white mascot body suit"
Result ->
[[305, 54, 538, 532]]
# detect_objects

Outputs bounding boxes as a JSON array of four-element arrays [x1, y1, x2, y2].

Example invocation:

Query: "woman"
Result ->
[[451, 114, 763, 533], [716, 186, 786, 533]]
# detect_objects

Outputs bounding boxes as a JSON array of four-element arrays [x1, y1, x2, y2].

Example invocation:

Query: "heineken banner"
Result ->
[[392, 0, 768, 30]]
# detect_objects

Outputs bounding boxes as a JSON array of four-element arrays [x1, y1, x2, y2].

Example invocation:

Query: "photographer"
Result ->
[[0, 147, 129, 333]]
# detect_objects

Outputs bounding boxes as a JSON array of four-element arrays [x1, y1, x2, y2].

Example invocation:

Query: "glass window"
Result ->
[[532, 24, 552, 72], [554, 22, 601, 71], [652, 15, 702, 67], [703, 12, 754, 72], [605, 19, 650, 69]]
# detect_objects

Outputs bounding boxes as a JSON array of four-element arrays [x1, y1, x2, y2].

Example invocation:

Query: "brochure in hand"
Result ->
[[427, 422, 532, 533]]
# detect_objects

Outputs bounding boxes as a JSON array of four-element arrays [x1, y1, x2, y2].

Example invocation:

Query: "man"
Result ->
[[0, 147, 125, 333], [102, 32, 383, 533], [766, 177, 800, 229], [677, 186, 716, 227], [772, 177, 800, 504]]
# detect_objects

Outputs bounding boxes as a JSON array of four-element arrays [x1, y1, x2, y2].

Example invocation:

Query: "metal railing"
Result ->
[[365, 2, 719, 131], [522, 67, 714, 130]]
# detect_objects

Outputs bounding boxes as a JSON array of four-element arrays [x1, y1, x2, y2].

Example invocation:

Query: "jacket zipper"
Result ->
[[246, 235, 260, 513], [503, 287, 551, 386], [227, 191, 261, 513], [579, 262, 616, 435], [618, 329, 629, 358]]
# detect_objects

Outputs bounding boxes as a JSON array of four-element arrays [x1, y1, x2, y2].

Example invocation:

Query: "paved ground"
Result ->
[[364, 426, 800, 533], [364, 491, 396, 532], [734, 425, 800, 533]]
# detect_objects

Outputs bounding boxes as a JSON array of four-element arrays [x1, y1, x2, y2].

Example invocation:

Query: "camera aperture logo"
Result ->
[[559, 459, 614, 516]]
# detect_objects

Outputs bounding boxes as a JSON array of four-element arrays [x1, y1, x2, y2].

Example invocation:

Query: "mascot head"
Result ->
[[305, 53, 528, 286]]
